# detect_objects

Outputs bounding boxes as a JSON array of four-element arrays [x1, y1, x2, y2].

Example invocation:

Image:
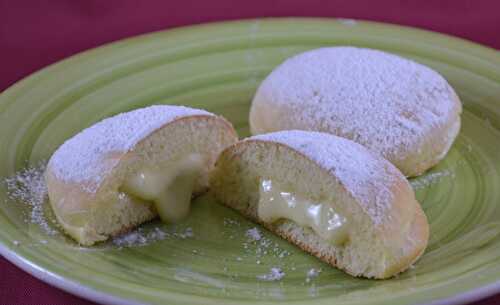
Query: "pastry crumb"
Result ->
[[257, 267, 285, 281], [305, 268, 321, 282], [4, 163, 57, 236], [246, 227, 262, 241]]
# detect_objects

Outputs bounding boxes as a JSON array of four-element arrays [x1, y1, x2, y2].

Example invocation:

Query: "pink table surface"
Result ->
[[1, 1, 499, 304]]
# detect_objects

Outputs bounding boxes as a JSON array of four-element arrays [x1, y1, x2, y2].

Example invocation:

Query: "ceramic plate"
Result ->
[[1, 18, 500, 305]]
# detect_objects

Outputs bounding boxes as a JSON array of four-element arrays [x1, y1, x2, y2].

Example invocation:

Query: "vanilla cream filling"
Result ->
[[258, 179, 349, 246], [122, 154, 203, 223]]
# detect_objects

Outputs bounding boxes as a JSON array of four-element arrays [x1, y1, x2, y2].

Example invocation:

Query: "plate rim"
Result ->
[[1, 16, 500, 305], [1, 16, 499, 97]]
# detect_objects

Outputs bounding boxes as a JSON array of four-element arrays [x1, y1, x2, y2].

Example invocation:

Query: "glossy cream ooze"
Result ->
[[258, 179, 349, 246], [122, 154, 203, 223]]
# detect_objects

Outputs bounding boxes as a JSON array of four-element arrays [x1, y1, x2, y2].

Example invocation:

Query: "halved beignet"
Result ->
[[210, 130, 429, 279], [45, 105, 238, 245]]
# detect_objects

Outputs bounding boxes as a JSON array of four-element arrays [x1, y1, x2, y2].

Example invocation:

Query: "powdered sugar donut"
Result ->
[[250, 47, 462, 177], [211, 130, 429, 278], [45, 105, 238, 245]]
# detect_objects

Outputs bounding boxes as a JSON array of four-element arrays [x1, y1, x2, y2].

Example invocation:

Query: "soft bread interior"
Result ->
[[210, 140, 428, 278], [46, 115, 237, 245]]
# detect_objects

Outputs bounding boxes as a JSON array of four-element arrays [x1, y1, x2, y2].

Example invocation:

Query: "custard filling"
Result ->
[[257, 179, 349, 246], [122, 154, 203, 223]]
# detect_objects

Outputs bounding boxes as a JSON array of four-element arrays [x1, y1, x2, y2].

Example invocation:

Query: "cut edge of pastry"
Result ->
[[46, 114, 238, 245], [210, 134, 429, 279]]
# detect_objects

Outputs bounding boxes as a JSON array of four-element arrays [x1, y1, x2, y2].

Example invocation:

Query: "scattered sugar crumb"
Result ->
[[12, 240, 20, 246], [113, 230, 148, 247], [410, 170, 454, 189], [305, 268, 321, 283], [246, 228, 291, 261], [223, 217, 240, 227], [111, 227, 178, 247], [152, 227, 169, 239], [307, 268, 321, 278], [246, 227, 262, 241], [278, 250, 290, 258], [257, 267, 285, 281], [4, 162, 57, 236], [174, 227, 193, 239]]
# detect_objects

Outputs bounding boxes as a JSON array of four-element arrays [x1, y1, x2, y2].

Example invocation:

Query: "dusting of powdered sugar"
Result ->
[[254, 46, 460, 163], [222, 220, 291, 272], [257, 267, 285, 281], [305, 268, 321, 283], [4, 162, 58, 235], [250, 131, 404, 225], [48, 105, 213, 193], [112, 226, 194, 247], [246, 227, 262, 241], [410, 169, 454, 190]]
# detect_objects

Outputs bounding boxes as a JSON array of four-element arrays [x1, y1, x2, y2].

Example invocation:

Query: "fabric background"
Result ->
[[0, 1, 499, 304]]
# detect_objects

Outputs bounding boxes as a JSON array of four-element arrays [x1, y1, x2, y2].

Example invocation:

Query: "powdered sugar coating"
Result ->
[[257, 267, 285, 281], [251, 47, 461, 171], [4, 162, 56, 235], [251, 130, 406, 224], [48, 105, 212, 192]]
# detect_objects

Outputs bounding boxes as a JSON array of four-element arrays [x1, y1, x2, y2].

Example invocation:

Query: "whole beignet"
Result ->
[[250, 47, 462, 177]]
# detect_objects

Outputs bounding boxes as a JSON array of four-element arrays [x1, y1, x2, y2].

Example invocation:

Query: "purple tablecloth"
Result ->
[[1, 1, 499, 304]]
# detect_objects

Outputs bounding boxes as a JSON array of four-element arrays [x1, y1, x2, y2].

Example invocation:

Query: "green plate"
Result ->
[[1, 18, 500, 305]]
